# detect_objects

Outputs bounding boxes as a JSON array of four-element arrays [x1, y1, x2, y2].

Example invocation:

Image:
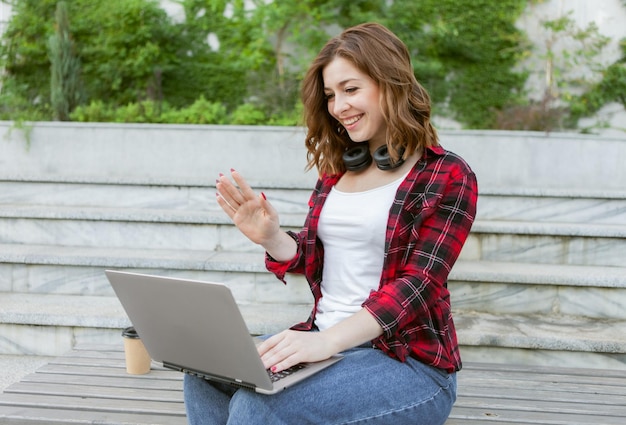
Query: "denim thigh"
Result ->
[[185, 346, 456, 425]]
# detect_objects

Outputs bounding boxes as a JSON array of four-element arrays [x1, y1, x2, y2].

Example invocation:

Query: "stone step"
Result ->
[[464, 220, 626, 267], [451, 260, 626, 320], [1, 205, 624, 266], [1, 244, 625, 320], [457, 312, 626, 370], [3, 123, 625, 194], [0, 244, 312, 304], [0, 204, 301, 252], [4, 186, 619, 224], [476, 190, 626, 225], [2, 180, 626, 225], [0, 182, 311, 214], [0, 292, 311, 357], [1, 292, 624, 370]]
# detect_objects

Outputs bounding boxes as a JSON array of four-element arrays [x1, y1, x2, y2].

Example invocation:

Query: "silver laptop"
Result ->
[[105, 270, 342, 395]]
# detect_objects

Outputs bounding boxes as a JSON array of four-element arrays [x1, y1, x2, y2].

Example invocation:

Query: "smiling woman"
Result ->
[[188, 22, 478, 425], [302, 23, 439, 177], [323, 57, 387, 150]]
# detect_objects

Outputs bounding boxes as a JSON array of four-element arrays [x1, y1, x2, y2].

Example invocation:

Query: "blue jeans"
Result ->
[[183, 344, 457, 425]]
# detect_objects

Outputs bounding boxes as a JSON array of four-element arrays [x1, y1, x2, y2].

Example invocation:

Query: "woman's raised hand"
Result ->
[[216, 169, 280, 247]]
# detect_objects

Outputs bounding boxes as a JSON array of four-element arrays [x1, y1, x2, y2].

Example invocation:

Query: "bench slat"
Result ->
[[448, 406, 626, 425], [0, 393, 184, 416], [455, 395, 626, 417], [34, 363, 180, 380], [21, 372, 182, 391], [462, 362, 626, 378], [0, 405, 186, 425], [458, 378, 626, 397], [459, 368, 626, 387], [2, 344, 626, 425], [5, 381, 184, 403], [458, 386, 625, 405]]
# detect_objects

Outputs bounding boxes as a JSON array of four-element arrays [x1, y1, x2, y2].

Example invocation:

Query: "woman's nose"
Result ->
[[332, 95, 348, 116]]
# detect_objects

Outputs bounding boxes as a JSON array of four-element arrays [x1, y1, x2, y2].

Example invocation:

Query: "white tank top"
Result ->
[[315, 175, 405, 331]]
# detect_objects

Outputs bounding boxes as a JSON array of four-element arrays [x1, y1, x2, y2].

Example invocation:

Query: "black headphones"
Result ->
[[343, 144, 405, 172]]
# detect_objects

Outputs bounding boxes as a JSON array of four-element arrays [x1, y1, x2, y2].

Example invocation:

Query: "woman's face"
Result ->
[[323, 57, 387, 149]]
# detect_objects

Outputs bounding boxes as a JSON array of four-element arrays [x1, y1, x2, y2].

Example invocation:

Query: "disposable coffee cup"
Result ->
[[122, 326, 151, 375]]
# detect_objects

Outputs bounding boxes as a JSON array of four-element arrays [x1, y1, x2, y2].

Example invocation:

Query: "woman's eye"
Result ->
[[345, 87, 357, 93], [324, 93, 335, 100]]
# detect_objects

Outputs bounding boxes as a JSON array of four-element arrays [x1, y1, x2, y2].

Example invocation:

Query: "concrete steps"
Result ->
[[1, 242, 625, 368], [0, 292, 312, 357], [1, 203, 625, 266], [3, 181, 626, 223], [1, 122, 625, 372], [2, 291, 625, 370], [1, 244, 624, 316], [477, 190, 626, 225], [1, 222, 625, 367]]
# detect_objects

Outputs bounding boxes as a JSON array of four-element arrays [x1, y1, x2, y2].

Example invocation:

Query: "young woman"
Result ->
[[185, 22, 478, 425]]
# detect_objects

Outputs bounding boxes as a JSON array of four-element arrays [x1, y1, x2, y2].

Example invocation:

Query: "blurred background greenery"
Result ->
[[1, 0, 624, 131]]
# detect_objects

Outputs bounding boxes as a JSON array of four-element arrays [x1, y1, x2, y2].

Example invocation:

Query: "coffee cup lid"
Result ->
[[122, 326, 140, 339]]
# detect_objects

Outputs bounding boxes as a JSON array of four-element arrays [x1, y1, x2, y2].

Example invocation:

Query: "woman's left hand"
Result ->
[[259, 309, 384, 372], [257, 330, 339, 373]]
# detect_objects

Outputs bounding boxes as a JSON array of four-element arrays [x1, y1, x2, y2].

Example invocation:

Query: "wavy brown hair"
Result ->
[[301, 22, 439, 175]]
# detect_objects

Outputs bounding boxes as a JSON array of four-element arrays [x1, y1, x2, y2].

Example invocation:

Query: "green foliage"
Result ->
[[111, 101, 165, 124], [71, 97, 229, 125], [1, 0, 623, 131], [383, 0, 529, 128], [48, 2, 84, 121], [69, 100, 115, 122], [161, 96, 228, 124], [0, 79, 51, 121], [598, 62, 626, 106], [174, 0, 370, 117], [229, 104, 267, 125], [70, 100, 166, 123], [265, 100, 304, 127], [539, 12, 610, 103], [1, 0, 57, 113], [1, 0, 188, 114], [68, 97, 304, 126], [76, 0, 182, 105], [569, 32, 626, 127], [527, 12, 614, 130]]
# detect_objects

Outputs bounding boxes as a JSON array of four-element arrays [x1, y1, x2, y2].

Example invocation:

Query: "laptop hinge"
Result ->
[[162, 361, 257, 391]]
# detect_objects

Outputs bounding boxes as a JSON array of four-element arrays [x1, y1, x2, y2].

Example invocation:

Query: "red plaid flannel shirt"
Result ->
[[266, 145, 477, 372]]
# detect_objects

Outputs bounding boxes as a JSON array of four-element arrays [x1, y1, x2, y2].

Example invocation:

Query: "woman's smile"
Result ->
[[343, 114, 363, 128], [323, 57, 387, 147]]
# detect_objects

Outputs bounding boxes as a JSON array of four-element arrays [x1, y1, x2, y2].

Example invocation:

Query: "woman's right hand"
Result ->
[[216, 169, 281, 247]]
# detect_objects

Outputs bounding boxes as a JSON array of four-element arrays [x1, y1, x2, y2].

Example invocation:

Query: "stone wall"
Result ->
[[2, 121, 625, 195]]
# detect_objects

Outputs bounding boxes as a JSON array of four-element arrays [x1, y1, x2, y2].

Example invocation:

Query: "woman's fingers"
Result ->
[[258, 332, 299, 372], [257, 330, 334, 373], [215, 169, 280, 245], [216, 169, 264, 215], [229, 169, 257, 200], [215, 190, 236, 218], [216, 175, 245, 207]]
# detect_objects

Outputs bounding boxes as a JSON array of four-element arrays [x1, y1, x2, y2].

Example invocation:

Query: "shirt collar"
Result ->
[[424, 144, 445, 158]]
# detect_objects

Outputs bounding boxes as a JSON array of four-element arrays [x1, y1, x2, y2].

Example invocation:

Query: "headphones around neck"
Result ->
[[343, 144, 406, 172]]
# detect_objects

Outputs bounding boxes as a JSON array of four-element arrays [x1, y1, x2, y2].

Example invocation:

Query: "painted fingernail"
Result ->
[[230, 168, 236, 172], [219, 173, 224, 177], [271, 366, 277, 373], [261, 192, 267, 200]]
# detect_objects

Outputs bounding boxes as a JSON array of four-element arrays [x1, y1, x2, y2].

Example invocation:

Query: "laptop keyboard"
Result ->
[[268, 364, 306, 382]]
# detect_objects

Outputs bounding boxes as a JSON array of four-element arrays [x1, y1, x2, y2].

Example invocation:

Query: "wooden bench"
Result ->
[[1, 344, 625, 424]]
